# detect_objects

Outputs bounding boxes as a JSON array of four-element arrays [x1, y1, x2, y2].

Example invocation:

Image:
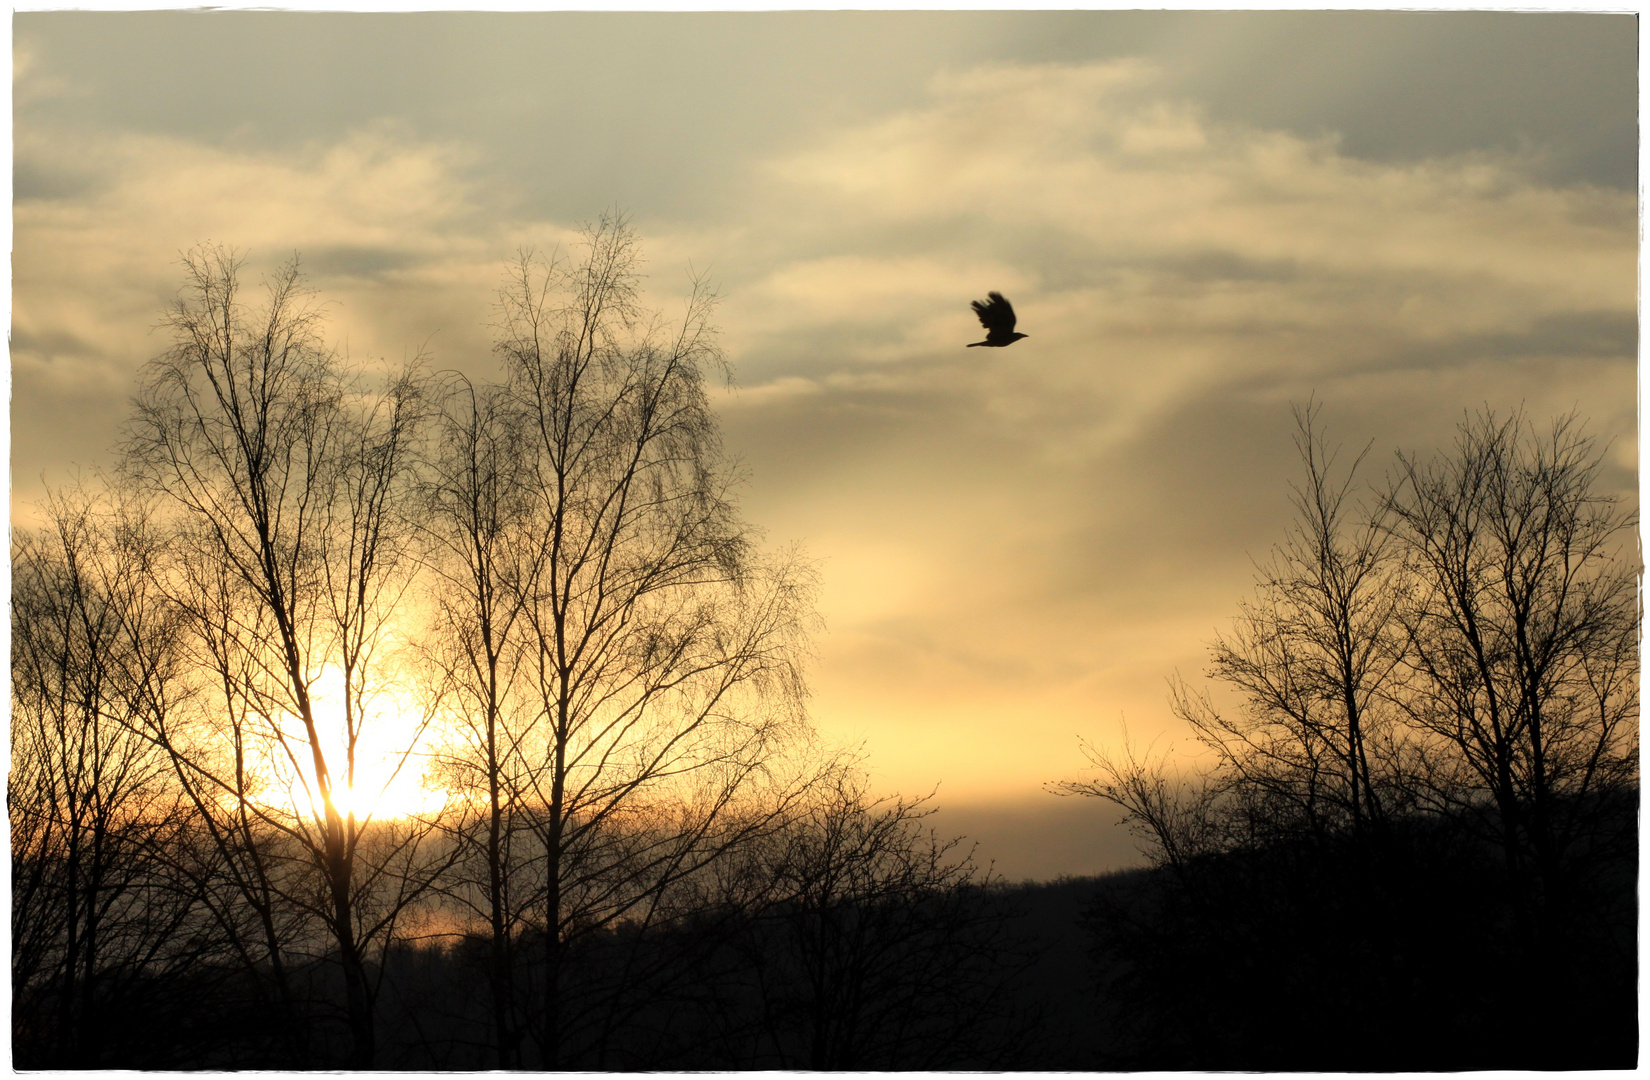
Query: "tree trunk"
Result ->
[[325, 825, 374, 1068], [487, 755, 518, 1067]]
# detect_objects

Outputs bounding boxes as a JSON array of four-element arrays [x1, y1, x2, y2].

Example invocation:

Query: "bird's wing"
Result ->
[[987, 292, 1017, 333], [972, 292, 1018, 334]]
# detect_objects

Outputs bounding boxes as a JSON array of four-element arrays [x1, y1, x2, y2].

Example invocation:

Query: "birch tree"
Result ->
[[125, 247, 450, 1067], [486, 216, 819, 1066]]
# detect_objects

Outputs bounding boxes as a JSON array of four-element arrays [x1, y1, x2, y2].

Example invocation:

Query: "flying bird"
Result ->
[[967, 292, 1028, 348]]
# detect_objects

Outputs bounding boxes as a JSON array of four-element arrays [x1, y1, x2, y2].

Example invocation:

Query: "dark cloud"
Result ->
[[13, 156, 111, 203], [11, 359, 135, 495], [1292, 312, 1639, 381], [1450, 310, 1638, 363], [304, 245, 424, 282], [10, 324, 108, 363], [997, 11, 1636, 189]]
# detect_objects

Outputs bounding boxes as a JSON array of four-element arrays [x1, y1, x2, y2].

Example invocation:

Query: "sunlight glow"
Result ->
[[260, 665, 450, 822]]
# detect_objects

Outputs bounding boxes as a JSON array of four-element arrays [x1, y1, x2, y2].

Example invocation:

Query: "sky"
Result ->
[[10, 10, 1639, 879]]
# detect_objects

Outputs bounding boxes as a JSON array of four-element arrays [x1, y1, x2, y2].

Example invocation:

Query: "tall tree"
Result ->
[[418, 373, 537, 1065], [1384, 410, 1638, 974], [124, 247, 447, 1067], [489, 215, 819, 1066]]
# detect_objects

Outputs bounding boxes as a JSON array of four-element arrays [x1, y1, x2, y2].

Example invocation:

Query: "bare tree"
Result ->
[[123, 247, 450, 1067], [1057, 404, 1639, 1069], [1383, 409, 1638, 961], [1172, 404, 1407, 838], [1058, 405, 1406, 870], [416, 373, 537, 1065], [10, 484, 197, 1066], [140, 520, 316, 1063], [487, 215, 819, 1066]]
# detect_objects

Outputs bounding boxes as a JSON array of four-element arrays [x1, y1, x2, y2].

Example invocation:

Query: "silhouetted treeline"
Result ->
[[373, 795, 1044, 1069], [9, 792, 1636, 1068], [11, 780, 1053, 1069]]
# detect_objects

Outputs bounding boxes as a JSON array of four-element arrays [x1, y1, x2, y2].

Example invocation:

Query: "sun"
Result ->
[[255, 665, 451, 822]]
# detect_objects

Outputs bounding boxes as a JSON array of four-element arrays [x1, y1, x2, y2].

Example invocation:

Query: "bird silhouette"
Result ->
[[967, 292, 1028, 347]]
